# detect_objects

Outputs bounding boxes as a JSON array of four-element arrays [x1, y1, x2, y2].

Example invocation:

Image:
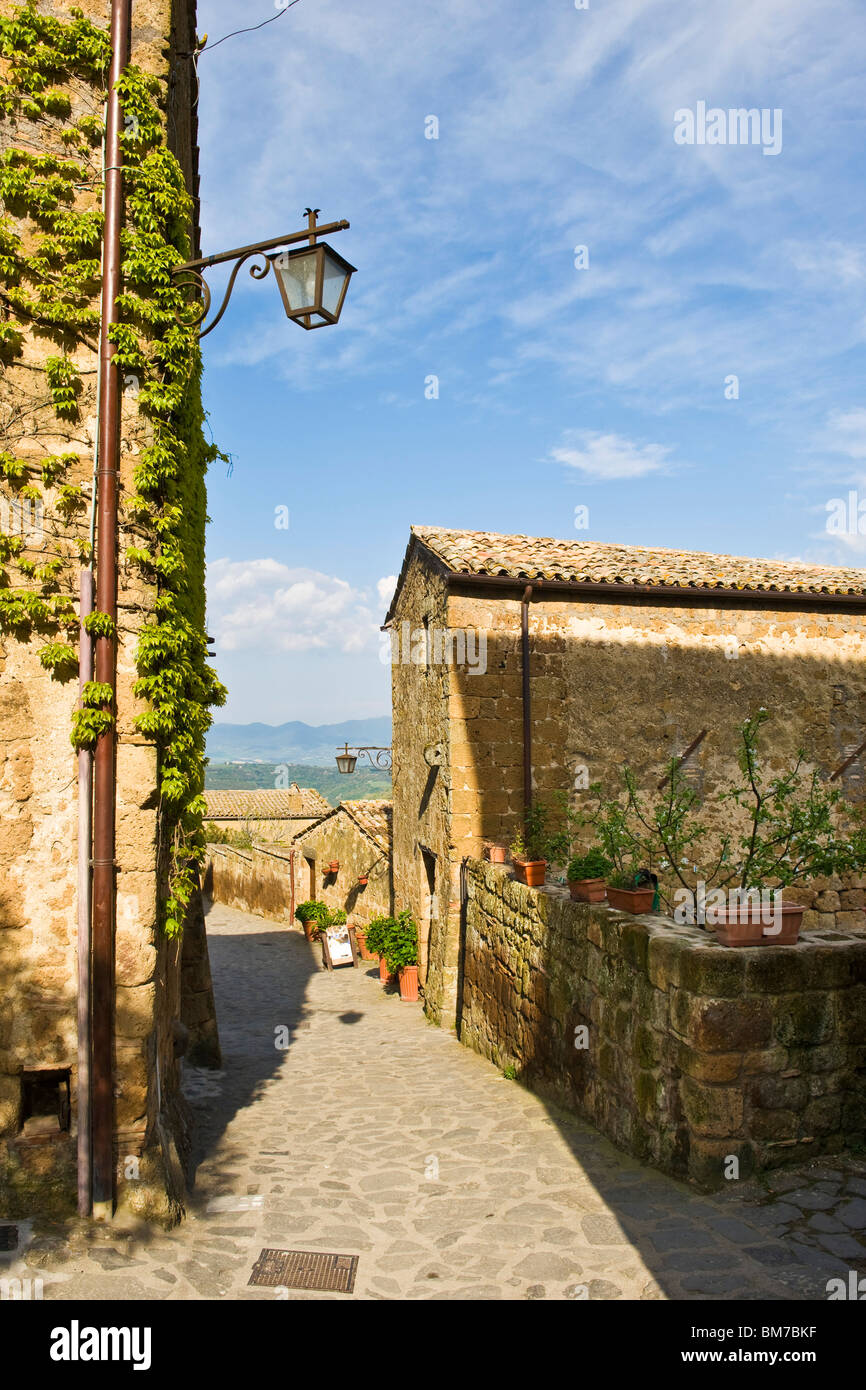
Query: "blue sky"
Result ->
[[196, 0, 866, 726]]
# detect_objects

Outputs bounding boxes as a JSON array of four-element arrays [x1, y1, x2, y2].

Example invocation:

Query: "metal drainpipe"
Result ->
[[289, 849, 295, 927], [521, 584, 534, 822], [76, 570, 94, 1217], [91, 0, 131, 1222]]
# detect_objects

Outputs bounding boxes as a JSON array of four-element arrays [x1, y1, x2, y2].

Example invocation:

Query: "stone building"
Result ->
[[291, 799, 393, 930], [203, 786, 330, 845], [386, 526, 866, 1026], [0, 0, 214, 1221]]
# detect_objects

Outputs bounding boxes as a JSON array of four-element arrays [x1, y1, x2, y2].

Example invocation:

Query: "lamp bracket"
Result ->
[[171, 210, 350, 337]]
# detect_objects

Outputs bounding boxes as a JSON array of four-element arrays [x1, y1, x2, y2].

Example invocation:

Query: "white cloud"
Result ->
[[206, 558, 381, 654], [821, 409, 866, 462], [550, 430, 674, 480], [377, 574, 398, 608]]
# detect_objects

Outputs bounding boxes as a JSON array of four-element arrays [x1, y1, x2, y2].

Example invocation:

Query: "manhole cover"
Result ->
[[249, 1248, 358, 1294], [0, 1226, 18, 1252]]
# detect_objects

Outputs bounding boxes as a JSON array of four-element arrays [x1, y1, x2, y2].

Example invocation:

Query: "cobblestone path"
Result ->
[[6, 904, 866, 1300]]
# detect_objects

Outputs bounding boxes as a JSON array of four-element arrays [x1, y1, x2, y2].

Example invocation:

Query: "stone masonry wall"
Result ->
[[460, 859, 866, 1189], [446, 587, 866, 867], [204, 843, 295, 924], [389, 555, 456, 1021], [0, 0, 203, 1222]]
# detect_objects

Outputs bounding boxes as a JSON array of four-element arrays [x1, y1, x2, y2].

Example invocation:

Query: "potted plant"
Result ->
[[357, 873, 369, 886], [354, 924, 375, 959], [510, 800, 570, 887], [383, 909, 419, 1002], [326, 860, 339, 874], [486, 843, 508, 864], [295, 900, 323, 941], [605, 867, 656, 914], [365, 915, 395, 982], [708, 710, 853, 947], [566, 847, 612, 902]]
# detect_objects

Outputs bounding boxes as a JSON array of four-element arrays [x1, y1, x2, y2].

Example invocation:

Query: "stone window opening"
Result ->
[[19, 1069, 71, 1139]]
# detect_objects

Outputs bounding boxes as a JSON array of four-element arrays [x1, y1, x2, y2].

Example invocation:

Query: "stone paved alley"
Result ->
[[5, 904, 866, 1301]]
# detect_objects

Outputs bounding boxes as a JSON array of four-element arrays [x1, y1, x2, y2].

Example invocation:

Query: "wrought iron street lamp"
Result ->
[[335, 744, 392, 773], [172, 208, 355, 337]]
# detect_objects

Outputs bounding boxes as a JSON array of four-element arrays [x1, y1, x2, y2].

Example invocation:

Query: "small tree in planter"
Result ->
[[707, 709, 857, 943], [383, 908, 420, 1001], [510, 798, 572, 887], [566, 847, 612, 902], [582, 782, 657, 913]]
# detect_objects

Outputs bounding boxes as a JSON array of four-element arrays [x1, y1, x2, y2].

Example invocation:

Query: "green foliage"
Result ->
[[566, 847, 612, 882], [44, 355, 80, 418], [365, 908, 419, 972], [82, 610, 114, 639], [295, 900, 323, 925], [70, 706, 113, 750], [38, 640, 77, 678], [80, 680, 113, 708], [510, 797, 572, 864], [1, 4, 225, 938]]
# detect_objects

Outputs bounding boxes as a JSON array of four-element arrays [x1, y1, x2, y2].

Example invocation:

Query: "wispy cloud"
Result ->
[[550, 430, 674, 480]]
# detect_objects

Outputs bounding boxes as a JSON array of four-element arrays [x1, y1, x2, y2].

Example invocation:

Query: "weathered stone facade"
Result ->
[[461, 859, 866, 1189], [388, 527, 866, 1027], [290, 801, 393, 931], [0, 0, 214, 1221]]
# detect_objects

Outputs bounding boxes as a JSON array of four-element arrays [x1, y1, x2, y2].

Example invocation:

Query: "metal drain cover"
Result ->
[[249, 1248, 358, 1294], [0, 1226, 18, 1251]]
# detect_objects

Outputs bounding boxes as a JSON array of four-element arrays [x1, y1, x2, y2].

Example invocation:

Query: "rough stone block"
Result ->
[[680, 1077, 744, 1137]]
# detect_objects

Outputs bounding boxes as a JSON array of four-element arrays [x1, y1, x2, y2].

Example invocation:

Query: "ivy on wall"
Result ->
[[0, 1, 226, 937]]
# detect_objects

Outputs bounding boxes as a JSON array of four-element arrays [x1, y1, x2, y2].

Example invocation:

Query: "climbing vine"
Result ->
[[0, 2, 226, 937]]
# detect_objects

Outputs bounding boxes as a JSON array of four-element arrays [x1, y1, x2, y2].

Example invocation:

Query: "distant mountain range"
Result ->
[[205, 716, 392, 767]]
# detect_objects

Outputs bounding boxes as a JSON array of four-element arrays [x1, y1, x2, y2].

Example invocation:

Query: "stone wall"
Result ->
[[206, 816, 320, 845], [460, 859, 866, 1189], [0, 0, 204, 1222], [389, 555, 456, 1019], [203, 843, 295, 923]]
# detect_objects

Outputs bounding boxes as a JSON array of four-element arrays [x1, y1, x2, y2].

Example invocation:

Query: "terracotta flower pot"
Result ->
[[378, 955, 396, 985], [357, 875, 368, 886], [711, 902, 804, 947], [569, 877, 607, 903], [398, 965, 419, 1002], [488, 845, 507, 864], [605, 885, 655, 914], [356, 932, 374, 961], [302, 922, 314, 941], [513, 858, 547, 887], [327, 861, 339, 873]]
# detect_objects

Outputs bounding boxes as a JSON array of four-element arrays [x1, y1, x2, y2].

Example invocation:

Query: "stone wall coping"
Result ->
[[205, 842, 293, 864], [471, 859, 866, 963]]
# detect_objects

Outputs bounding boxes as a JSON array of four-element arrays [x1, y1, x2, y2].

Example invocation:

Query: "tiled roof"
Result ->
[[293, 799, 392, 855], [406, 526, 866, 597], [342, 799, 392, 854], [203, 787, 331, 820]]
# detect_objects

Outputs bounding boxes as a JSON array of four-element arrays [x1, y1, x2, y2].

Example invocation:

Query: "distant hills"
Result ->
[[205, 716, 392, 767], [204, 761, 390, 802]]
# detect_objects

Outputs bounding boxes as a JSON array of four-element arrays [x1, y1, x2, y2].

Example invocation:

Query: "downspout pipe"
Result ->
[[76, 570, 94, 1217], [521, 584, 534, 823], [91, 0, 131, 1222]]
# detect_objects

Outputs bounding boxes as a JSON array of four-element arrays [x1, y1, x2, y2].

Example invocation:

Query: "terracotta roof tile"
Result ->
[[293, 799, 392, 855], [203, 787, 331, 820], [407, 525, 866, 597]]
